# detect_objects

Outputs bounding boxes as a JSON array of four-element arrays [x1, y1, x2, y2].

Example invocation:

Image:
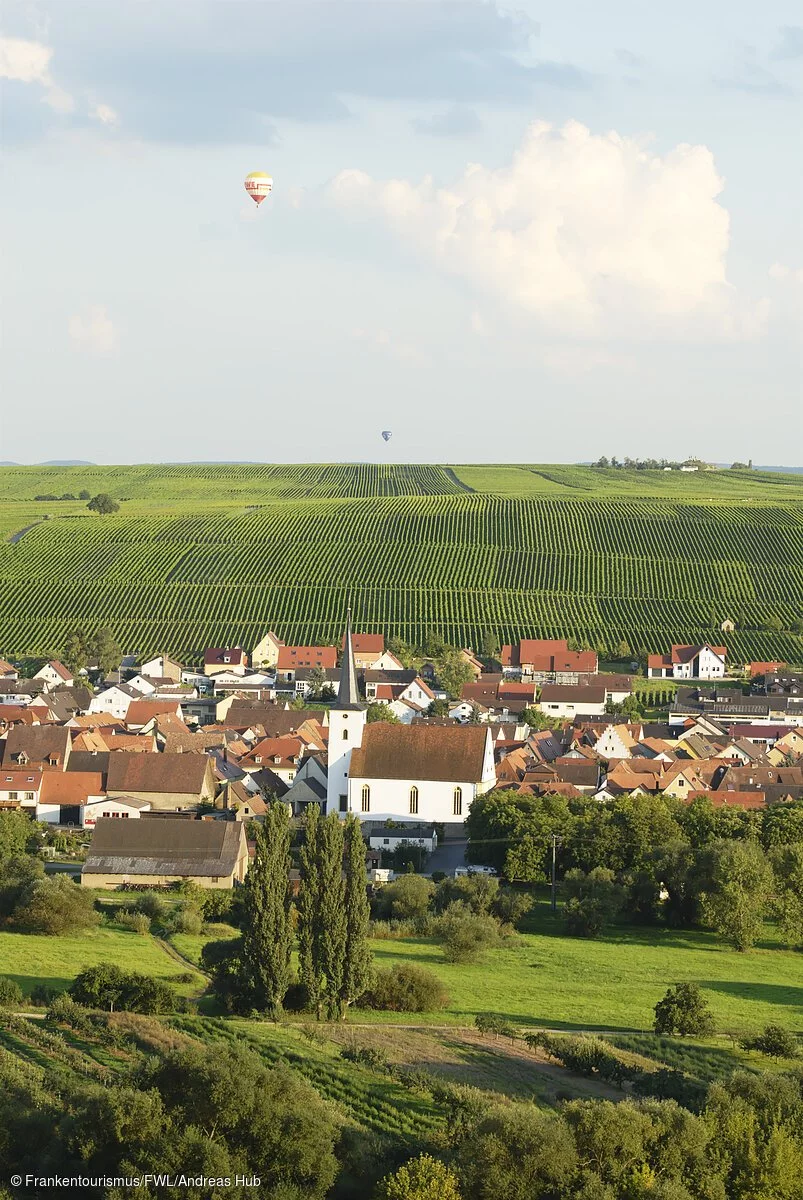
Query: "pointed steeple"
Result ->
[[336, 609, 363, 710]]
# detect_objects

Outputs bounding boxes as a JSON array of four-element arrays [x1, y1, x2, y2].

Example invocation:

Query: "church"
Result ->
[[325, 618, 496, 832]]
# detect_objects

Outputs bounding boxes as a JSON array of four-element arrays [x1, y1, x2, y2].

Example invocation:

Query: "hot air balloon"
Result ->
[[381, 431, 392, 443], [244, 171, 273, 206]]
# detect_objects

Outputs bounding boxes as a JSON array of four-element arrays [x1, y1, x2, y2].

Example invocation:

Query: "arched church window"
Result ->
[[361, 785, 370, 812], [409, 786, 419, 815], [453, 787, 462, 816]]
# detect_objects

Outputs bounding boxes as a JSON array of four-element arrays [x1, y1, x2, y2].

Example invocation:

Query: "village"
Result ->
[[1, 621, 801, 890]]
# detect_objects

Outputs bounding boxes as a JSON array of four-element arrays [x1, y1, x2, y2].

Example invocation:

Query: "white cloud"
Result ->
[[90, 102, 119, 127], [68, 306, 119, 354], [330, 119, 765, 341], [0, 35, 74, 112], [769, 262, 803, 282]]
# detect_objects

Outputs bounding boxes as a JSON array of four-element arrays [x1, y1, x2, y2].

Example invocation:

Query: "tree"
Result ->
[[378, 1154, 462, 1200], [305, 666, 329, 698], [241, 804, 293, 1017], [771, 842, 803, 948], [89, 626, 122, 675], [78, 489, 91, 500], [454, 1103, 578, 1200], [563, 868, 625, 938], [521, 706, 558, 731], [436, 651, 475, 699], [318, 812, 347, 1018], [741, 1024, 800, 1061], [86, 493, 120, 515], [297, 804, 324, 1017], [481, 630, 500, 660], [359, 963, 448, 1012], [339, 815, 372, 1014], [0, 977, 23, 1009], [653, 982, 714, 1037], [366, 702, 400, 724], [701, 839, 772, 951], [0, 811, 33, 862], [61, 627, 91, 674]]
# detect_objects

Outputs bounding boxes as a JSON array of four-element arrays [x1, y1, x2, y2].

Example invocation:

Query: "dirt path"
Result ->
[[7, 522, 41, 544], [155, 937, 210, 1000]]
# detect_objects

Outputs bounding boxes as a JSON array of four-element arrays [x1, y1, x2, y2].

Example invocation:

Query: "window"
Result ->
[[361, 785, 370, 813], [383, 837, 389, 844], [453, 787, 463, 816], [339, 794, 348, 813], [9, 792, 18, 800], [342, 728, 349, 740], [25, 792, 35, 801], [409, 786, 419, 815]]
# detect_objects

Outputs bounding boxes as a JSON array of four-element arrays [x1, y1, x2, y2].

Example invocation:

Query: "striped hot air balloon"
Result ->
[[244, 172, 273, 206]]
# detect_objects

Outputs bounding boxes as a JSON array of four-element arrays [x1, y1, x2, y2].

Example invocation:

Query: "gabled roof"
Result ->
[[3, 725, 71, 769], [0, 769, 43, 791], [83, 816, 247, 877], [37, 660, 73, 681], [204, 646, 248, 666], [343, 633, 384, 655], [540, 684, 606, 704], [39, 771, 105, 807], [276, 646, 337, 670], [106, 752, 211, 796], [126, 700, 183, 727], [350, 724, 489, 783]]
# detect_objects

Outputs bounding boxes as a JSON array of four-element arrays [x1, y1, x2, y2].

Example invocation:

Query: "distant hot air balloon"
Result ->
[[244, 171, 273, 206], [381, 431, 392, 443]]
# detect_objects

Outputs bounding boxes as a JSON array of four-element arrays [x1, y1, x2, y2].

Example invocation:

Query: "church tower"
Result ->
[[326, 611, 367, 816]]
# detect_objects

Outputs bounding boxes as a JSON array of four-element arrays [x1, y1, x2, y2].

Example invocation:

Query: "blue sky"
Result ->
[[1, 0, 801, 464]]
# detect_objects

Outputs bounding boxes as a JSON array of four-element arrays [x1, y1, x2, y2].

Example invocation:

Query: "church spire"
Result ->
[[336, 609, 363, 710]]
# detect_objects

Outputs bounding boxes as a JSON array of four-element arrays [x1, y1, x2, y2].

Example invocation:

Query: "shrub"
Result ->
[[562, 868, 625, 938], [653, 983, 715, 1037], [117, 910, 152, 935], [741, 1024, 801, 1061], [70, 964, 179, 1014], [434, 873, 499, 915], [375, 874, 435, 921], [163, 903, 203, 935], [47, 992, 91, 1029], [340, 1043, 388, 1070], [359, 963, 449, 1012], [377, 1154, 463, 1200], [29, 983, 61, 1007], [131, 892, 165, 920], [11, 875, 100, 935], [492, 888, 533, 928], [0, 977, 23, 1008], [437, 904, 500, 963]]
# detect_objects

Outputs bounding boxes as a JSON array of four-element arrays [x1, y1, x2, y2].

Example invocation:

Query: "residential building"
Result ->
[[0, 769, 43, 811], [204, 646, 249, 677], [538, 684, 607, 719], [33, 660, 74, 691], [275, 645, 338, 683], [106, 753, 216, 810], [2, 725, 71, 771], [647, 644, 727, 680], [139, 654, 183, 682]]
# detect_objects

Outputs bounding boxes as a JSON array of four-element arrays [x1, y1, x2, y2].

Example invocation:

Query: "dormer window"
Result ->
[[254, 755, 262, 763]]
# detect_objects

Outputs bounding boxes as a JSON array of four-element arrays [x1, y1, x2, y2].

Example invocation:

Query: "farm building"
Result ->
[[81, 815, 250, 889]]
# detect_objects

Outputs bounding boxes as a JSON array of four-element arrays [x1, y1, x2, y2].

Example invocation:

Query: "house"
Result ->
[[41, 685, 92, 723], [647, 645, 727, 680], [501, 639, 598, 682], [749, 661, 785, 679], [538, 684, 606, 719], [81, 816, 249, 889], [459, 649, 484, 678], [0, 769, 43, 811], [0, 658, 18, 679], [238, 736, 304, 783], [768, 729, 803, 765], [342, 633, 386, 670], [285, 752, 329, 813], [293, 667, 339, 698], [106, 753, 217, 811], [275, 645, 338, 683], [592, 723, 637, 760], [368, 824, 438, 854], [2, 725, 71, 771], [364, 670, 435, 719], [33, 660, 74, 691], [221, 780, 268, 821], [37, 771, 105, 825], [125, 699, 183, 731], [0, 705, 42, 730], [88, 682, 141, 720], [204, 646, 249, 677], [139, 654, 183, 683], [251, 631, 285, 669], [0, 679, 45, 706]]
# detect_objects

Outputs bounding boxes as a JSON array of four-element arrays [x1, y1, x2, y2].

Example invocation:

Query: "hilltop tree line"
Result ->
[[467, 790, 803, 950], [33, 491, 120, 513]]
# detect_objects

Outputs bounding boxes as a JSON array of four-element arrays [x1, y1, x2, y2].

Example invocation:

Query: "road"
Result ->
[[426, 837, 468, 877]]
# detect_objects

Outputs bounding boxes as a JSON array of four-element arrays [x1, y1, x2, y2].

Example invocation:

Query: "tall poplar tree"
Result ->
[[339, 815, 372, 1015], [242, 804, 292, 1017], [298, 804, 324, 1018], [319, 812, 347, 1019]]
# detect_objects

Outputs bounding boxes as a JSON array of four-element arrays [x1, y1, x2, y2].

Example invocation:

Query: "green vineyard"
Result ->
[[0, 463, 801, 665]]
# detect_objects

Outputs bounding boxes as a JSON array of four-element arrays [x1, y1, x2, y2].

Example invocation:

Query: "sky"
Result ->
[[1, 0, 802, 465]]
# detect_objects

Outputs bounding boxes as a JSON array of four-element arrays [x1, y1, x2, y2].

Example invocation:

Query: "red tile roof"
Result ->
[[204, 647, 247, 667], [39, 771, 105, 807], [687, 789, 767, 809], [276, 646, 337, 670]]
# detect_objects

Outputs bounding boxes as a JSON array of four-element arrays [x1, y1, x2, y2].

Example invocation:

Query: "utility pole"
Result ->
[[550, 834, 562, 915]]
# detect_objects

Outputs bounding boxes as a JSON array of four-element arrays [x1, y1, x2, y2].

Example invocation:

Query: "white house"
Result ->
[[125, 675, 158, 696], [592, 723, 636, 760], [87, 683, 140, 720], [33, 660, 74, 691], [647, 645, 727, 680], [36, 771, 106, 826], [368, 825, 438, 854], [139, 654, 183, 682]]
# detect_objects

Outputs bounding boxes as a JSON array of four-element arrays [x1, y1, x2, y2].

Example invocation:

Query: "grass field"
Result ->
[[0, 463, 801, 664], [0, 926, 206, 999], [361, 906, 803, 1035]]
